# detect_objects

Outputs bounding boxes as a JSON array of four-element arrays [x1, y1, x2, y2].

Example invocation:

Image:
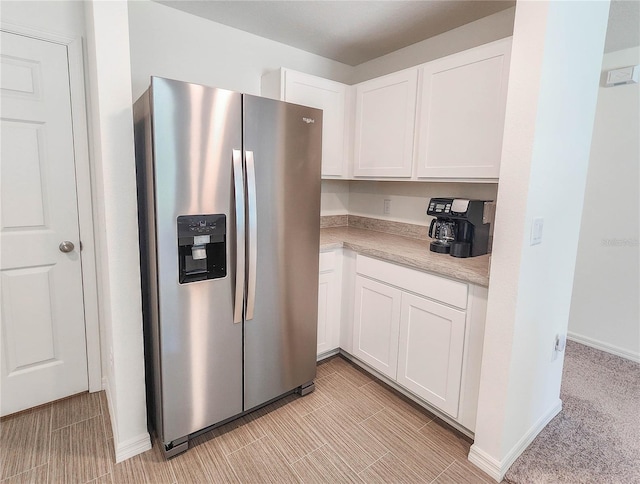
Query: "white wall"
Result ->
[[568, 46, 640, 361], [469, 1, 610, 480], [320, 180, 350, 216], [351, 7, 515, 83], [127, 0, 353, 101], [84, 0, 150, 462], [0, 0, 85, 38], [320, 180, 498, 225], [347, 181, 498, 225]]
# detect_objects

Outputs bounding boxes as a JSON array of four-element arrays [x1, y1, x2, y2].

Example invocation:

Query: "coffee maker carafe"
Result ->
[[426, 198, 494, 258], [428, 219, 456, 253]]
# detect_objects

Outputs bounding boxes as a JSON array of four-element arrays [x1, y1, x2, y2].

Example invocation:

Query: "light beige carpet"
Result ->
[[505, 341, 640, 484]]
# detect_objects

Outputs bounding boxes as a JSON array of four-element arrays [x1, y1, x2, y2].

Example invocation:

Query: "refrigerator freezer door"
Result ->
[[150, 78, 243, 443], [242, 95, 322, 411]]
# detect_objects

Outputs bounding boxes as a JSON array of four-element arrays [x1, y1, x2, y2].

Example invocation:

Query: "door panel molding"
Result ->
[[1, 21, 102, 393]]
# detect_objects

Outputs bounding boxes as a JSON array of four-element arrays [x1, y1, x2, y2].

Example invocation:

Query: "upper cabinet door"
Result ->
[[279, 70, 347, 177], [416, 39, 511, 179], [353, 70, 418, 178], [262, 69, 347, 177]]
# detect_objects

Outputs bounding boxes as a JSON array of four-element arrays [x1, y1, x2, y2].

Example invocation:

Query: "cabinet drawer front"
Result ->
[[319, 251, 336, 273], [356, 255, 467, 309]]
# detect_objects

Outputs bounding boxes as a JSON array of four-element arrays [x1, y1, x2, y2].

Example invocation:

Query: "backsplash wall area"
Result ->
[[321, 180, 499, 226], [320, 180, 350, 215]]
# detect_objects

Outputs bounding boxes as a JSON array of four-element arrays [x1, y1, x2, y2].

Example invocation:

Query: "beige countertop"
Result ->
[[320, 226, 490, 287]]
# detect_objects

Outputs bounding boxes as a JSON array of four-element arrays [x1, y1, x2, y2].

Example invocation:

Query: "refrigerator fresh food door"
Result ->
[[150, 77, 243, 443], [242, 95, 322, 411]]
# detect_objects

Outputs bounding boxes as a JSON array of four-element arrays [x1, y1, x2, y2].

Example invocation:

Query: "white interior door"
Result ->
[[1, 31, 88, 416]]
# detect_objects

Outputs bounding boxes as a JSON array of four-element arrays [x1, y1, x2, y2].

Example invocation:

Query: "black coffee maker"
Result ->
[[427, 198, 493, 258]]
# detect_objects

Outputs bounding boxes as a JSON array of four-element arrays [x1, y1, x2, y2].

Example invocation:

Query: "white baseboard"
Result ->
[[567, 332, 640, 363], [317, 348, 340, 361], [102, 376, 117, 443], [102, 376, 152, 463], [468, 399, 562, 481], [467, 445, 503, 482], [115, 433, 152, 463]]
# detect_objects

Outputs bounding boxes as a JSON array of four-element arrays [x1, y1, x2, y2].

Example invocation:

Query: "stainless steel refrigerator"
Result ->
[[134, 77, 322, 457]]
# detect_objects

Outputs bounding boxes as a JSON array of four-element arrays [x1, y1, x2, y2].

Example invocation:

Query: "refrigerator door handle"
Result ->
[[232, 149, 245, 324], [245, 150, 257, 321]]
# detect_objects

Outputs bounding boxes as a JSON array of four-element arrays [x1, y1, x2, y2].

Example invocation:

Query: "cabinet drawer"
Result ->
[[319, 251, 336, 273], [356, 255, 467, 309]]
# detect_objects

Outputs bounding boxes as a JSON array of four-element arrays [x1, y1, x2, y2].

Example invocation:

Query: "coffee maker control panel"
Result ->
[[427, 198, 454, 216]]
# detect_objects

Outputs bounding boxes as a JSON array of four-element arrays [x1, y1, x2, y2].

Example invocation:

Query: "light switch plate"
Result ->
[[531, 217, 544, 245]]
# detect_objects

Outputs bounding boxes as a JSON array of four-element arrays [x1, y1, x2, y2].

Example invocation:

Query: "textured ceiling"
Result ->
[[157, 1, 515, 66], [156, 0, 640, 65], [605, 0, 640, 53]]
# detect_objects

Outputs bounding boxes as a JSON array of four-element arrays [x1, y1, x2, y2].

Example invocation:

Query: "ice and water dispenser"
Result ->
[[177, 214, 226, 284]]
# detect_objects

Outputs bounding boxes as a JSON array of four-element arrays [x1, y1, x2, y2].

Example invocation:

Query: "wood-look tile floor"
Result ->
[[1, 355, 494, 483]]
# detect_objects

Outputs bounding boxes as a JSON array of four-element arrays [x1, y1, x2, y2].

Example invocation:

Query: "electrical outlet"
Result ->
[[109, 347, 114, 368], [383, 199, 391, 215], [551, 334, 567, 361], [555, 334, 567, 352]]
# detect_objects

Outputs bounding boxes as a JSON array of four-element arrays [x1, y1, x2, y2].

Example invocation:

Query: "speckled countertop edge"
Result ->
[[320, 226, 490, 287]]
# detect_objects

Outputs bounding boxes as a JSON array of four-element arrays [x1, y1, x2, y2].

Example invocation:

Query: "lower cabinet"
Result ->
[[397, 292, 466, 418], [351, 274, 466, 417], [349, 254, 484, 425], [317, 250, 341, 357], [321, 250, 487, 432], [351, 275, 401, 379]]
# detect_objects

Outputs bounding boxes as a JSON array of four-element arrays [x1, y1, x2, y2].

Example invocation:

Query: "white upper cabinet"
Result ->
[[264, 38, 511, 181], [353, 69, 418, 178], [416, 39, 511, 179], [262, 68, 347, 177]]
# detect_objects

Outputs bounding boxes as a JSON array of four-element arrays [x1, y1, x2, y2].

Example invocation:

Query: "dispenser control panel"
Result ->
[[177, 214, 226, 284], [178, 214, 225, 245]]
